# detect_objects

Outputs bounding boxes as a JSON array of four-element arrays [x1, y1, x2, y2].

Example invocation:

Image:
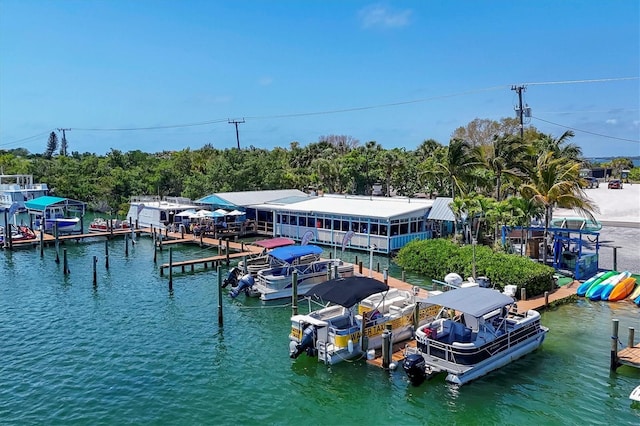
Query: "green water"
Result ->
[[1, 233, 639, 425]]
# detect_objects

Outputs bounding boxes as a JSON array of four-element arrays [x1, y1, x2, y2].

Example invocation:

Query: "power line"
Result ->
[[532, 116, 640, 143], [521, 76, 638, 86], [0, 130, 53, 148], [2, 77, 637, 147]]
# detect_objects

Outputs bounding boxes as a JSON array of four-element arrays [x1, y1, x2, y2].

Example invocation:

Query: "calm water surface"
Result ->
[[1, 233, 639, 425]]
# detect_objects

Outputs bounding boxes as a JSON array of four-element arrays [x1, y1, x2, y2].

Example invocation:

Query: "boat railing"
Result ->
[[419, 320, 544, 364]]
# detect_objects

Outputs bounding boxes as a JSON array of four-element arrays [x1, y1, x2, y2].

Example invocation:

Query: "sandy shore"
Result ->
[[554, 182, 640, 226], [552, 183, 639, 273]]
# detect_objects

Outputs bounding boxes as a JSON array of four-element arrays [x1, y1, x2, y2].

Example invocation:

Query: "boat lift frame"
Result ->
[[501, 225, 600, 281]]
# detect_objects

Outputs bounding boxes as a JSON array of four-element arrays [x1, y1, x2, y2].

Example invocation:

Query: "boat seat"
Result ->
[[388, 305, 403, 316]]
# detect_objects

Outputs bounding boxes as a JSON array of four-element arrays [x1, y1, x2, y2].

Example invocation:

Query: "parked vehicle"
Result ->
[[583, 177, 599, 188], [608, 179, 623, 189]]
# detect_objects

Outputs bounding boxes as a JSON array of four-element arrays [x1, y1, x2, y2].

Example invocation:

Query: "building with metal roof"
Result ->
[[194, 188, 455, 254]]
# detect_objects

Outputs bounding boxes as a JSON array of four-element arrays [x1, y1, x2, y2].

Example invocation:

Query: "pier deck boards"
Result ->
[[160, 251, 251, 273], [618, 344, 640, 368]]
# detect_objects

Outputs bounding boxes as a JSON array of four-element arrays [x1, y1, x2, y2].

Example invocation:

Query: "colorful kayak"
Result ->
[[608, 277, 637, 302], [577, 271, 616, 297], [587, 271, 628, 301], [629, 281, 640, 300], [601, 271, 631, 301]]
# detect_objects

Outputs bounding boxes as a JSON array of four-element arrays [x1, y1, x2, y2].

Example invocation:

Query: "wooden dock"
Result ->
[[618, 344, 640, 369], [159, 251, 251, 275], [7, 228, 137, 247]]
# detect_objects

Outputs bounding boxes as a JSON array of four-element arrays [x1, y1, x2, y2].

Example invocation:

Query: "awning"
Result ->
[[427, 197, 455, 221], [24, 196, 67, 210], [304, 276, 389, 308], [175, 209, 196, 217], [420, 287, 514, 317], [253, 237, 295, 249]]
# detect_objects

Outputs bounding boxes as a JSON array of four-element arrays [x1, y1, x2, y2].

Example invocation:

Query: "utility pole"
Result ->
[[57, 128, 70, 156], [511, 85, 526, 139], [228, 119, 245, 150]]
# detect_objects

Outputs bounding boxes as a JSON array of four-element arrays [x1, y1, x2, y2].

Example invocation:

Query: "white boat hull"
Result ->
[[444, 332, 547, 385]]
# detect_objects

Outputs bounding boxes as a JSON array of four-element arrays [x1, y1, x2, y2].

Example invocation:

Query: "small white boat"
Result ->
[[34, 206, 80, 233], [630, 385, 640, 402], [0, 224, 37, 244], [88, 218, 131, 233], [403, 286, 548, 386], [236, 237, 296, 276], [252, 245, 354, 301], [289, 276, 440, 365]]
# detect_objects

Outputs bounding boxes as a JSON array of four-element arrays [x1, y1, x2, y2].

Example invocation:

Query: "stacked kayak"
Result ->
[[608, 276, 637, 301], [600, 271, 632, 301], [576, 271, 615, 297], [577, 271, 640, 305]]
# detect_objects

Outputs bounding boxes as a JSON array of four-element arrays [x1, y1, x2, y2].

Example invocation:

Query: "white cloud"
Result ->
[[258, 76, 273, 86], [605, 119, 618, 125], [358, 4, 412, 29]]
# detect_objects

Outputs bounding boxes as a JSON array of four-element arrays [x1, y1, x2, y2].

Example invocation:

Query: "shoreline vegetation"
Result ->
[[2, 119, 637, 273]]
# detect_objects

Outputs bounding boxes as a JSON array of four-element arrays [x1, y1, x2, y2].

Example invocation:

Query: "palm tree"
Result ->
[[479, 135, 526, 201], [435, 138, 480, 199], [520, 152, 599, 264], [535, 130, 582, 160]]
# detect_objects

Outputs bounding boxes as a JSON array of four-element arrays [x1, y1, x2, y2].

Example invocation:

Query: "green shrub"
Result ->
[[395, 238, 555, 298]]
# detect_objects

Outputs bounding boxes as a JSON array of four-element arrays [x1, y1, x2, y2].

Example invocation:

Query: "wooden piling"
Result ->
[[217, 265, 223, 326], [153, 246, 157, 264], [611, 319, 620, 371], [54, 222, 60, 263], [613, 247, 618, 272], [292, 270, 298, 316], [629, 327, 635, 349], [358, 261, 363, 274], [125, 233, 129, 257], [225, 239, 230, 265], [92, 255, 97, 286], [377, 262, 380, 273], [2, 209, 7, 249], [383, 268, 388, 285], [105, 240, 109, 270], [39, 225, 44, 257], [63, 248, 69, 275], [401, 269, 406, 283], [169, 247, 173, 292], [382, 323, 392, 369], [544, 291, 549, 308], [520, 287, 527, 301]]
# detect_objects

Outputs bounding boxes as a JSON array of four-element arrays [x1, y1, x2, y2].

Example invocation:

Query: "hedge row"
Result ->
[[394, 238, 556, 298]]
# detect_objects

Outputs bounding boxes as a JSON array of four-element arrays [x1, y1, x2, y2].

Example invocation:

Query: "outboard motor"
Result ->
[[403, 353, 427, 386], [222, 267, 241, 288], [289, 324, 316, 359], [229, 274, 254, 298], [476, 276, 491, 288]]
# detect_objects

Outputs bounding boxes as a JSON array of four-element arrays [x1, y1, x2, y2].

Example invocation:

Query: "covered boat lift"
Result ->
[[24, 196, 87, 234]]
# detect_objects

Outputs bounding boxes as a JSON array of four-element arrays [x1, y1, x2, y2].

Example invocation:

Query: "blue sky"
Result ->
[[1, 0, 638, 158]]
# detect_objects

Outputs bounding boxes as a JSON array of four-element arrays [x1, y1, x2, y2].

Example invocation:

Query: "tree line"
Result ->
[[1, 117, 635, 249]]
